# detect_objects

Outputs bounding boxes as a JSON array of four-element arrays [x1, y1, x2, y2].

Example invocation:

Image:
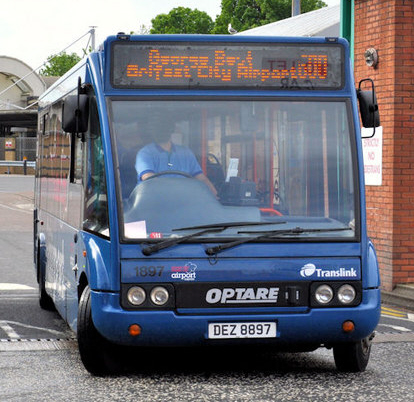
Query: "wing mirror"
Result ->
[[357, 78, 380, 138], [62, 78, 89, 137]]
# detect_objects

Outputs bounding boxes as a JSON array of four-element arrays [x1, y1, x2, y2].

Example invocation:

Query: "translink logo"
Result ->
[[300, 263, 357, 278]]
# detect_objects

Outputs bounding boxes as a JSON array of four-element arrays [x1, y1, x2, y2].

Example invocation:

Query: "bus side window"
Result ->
[[70, 133, 83, 184], [83, 96, 110, 237]]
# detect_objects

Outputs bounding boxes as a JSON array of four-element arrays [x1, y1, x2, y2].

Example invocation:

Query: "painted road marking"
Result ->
[[382, 306, 407, 318], [0, 294, 38, 301], [0, 202, 32, 214], [14, 203, 33, 211], [0, 321, 20, 339], [380, 323, 412, 332], [0, 320, 67, 337], [381, 306, 414, 322], [0, 283, 35, 291]]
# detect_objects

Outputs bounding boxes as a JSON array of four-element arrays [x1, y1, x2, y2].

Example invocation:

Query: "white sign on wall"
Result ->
[[362, 126, 383, 186]]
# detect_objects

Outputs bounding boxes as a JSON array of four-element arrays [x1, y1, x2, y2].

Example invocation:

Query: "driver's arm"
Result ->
[[195, 173, 217, 197], [135, 145, 156, 182], [141, 172, 155, 180]]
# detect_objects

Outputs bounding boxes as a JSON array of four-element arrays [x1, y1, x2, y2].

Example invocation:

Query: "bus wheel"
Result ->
[[333, 335, 373, 372], [77, 286, 120, 376]]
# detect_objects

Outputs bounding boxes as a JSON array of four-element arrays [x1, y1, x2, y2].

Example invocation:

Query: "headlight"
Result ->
[[315, 284, 334, 304], [337, 284, 356, 304], [150, 286, 170, 306], [127, 286, 146, 306]]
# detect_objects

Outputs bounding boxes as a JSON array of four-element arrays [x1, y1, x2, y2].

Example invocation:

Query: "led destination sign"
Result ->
[[111, 42, 343, 90]]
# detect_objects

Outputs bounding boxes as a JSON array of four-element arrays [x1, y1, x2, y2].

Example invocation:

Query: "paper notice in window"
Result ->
[[124, 220, 147, 238], [226, 158, 239, 182]]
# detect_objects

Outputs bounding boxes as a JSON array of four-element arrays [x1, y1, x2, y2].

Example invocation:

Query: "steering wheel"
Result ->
[[146, 170, 193, 179]]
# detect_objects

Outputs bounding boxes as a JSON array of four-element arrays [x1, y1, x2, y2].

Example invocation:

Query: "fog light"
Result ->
[[150, 286, 169, 306], [342, 320, 355, 333], [128, 324, 142, 336], [338, 284, 356, 304], [315, 284, 334, 304], [127, 286, 146, 306]]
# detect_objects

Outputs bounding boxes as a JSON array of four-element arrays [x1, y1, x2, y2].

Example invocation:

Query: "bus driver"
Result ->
[[135, 119, 217, 196]]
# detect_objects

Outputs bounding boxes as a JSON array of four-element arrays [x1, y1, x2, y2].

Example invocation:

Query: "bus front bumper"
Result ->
[[90, 288, 381, 347]]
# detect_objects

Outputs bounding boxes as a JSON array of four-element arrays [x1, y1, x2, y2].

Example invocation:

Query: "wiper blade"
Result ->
[[205, 227, 352, 256], [173, 221, 286, 231], [238, 227, 352, 236], [142, 221, 287, 256]]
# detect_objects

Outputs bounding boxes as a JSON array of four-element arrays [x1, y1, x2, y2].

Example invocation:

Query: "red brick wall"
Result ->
[[354, 0, 414, 290]]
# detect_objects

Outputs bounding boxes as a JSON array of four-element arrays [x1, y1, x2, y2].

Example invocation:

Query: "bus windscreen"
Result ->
[[111, 42, 344, 90]]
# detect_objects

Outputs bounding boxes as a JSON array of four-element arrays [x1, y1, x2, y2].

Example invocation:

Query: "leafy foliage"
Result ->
[[212, 0, 327, 34], [150, 7, 214, 34], [40, 52, 81, 77]]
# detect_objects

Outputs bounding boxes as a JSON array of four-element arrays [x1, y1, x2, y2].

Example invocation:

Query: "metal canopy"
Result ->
[[0, 109, 37, 134]]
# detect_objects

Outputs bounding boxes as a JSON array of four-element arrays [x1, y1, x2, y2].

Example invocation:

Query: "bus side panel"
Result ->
[[366, 240, 381, 289], [65, 233, 112, 332], [41, 214, 75, 321], [36, 64, 88, 324], [81, 232, 113, 291]]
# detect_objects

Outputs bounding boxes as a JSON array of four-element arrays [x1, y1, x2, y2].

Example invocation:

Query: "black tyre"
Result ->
[[77, 286, 121, 376], [37, 245, 55, 311], [333, 335, 373, 372]]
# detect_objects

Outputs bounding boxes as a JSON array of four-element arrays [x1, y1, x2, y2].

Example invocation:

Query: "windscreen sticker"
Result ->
[[124, 220, 147, 238], [150, 232, 163, 239]]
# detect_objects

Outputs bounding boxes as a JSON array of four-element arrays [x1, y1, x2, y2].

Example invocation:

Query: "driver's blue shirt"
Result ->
[[135, 142, 203, 182]]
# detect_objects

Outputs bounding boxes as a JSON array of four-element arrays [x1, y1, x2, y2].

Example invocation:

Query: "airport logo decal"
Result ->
[[171, 262, 197, 281]]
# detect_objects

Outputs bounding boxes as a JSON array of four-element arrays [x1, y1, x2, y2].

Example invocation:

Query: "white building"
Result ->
[[0, 56, 47, 137], [237, 5, 340, 37]]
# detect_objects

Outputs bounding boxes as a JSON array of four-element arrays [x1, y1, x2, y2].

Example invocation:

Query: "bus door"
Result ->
[[62, 91, 110, 328]]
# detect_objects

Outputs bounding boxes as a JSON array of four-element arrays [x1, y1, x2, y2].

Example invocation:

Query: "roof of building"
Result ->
[[0, 56, 46, 98], [0, 109, 37, 130], [41, 76, 60, 89], [237, 5, 340, 37]]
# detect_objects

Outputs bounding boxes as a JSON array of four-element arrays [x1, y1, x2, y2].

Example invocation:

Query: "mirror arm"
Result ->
[[76, 77, 86, 142]]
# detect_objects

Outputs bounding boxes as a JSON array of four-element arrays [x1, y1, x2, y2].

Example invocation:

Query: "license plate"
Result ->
[[208, 322, 277, 339]]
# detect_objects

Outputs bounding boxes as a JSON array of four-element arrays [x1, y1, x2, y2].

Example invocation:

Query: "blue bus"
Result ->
[[34, 34, 381, 375]]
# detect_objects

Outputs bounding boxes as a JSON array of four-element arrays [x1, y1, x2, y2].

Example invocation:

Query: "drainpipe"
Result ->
[[340, 0, 354, 63]]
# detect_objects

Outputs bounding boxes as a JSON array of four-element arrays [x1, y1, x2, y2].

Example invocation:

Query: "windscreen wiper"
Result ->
[[141, 221, 286, 256], [205, 226, 352, 256], [172, 221, 286, 231]]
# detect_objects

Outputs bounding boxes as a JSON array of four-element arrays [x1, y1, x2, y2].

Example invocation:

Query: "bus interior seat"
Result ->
[[119, 147, 140, 199], [206, 153, 226, 194]]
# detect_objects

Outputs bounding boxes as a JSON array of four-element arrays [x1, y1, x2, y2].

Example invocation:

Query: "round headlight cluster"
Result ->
[[314, 284, 357, 306], [150, 287, 169, 306], [127, 286, 170, 307], [337, 284, 356, 304], [315, 285, 334, 304], [127, 286, 146, 306]]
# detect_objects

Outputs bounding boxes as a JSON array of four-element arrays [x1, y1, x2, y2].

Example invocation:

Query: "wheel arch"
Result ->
[[78, 271, 89, 302]]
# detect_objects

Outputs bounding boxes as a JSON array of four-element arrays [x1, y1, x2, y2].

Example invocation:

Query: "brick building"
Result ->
[[354, 0, 414, 290]]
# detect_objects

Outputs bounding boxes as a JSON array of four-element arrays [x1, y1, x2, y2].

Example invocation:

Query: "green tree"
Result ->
[[150, 7, 214, 34], [213, 0, 327, 34], [40, 52, 81, 77]]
